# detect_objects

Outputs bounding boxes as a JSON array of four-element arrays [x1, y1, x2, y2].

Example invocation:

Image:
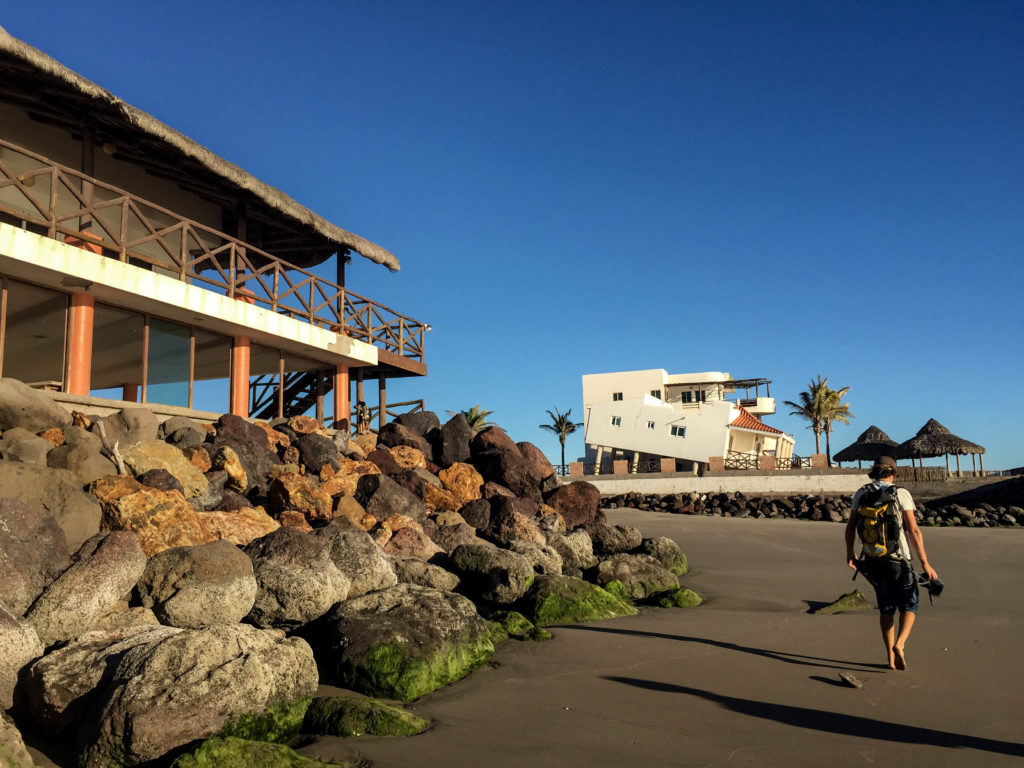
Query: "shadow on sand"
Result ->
[[603, 676, 1024, 758]]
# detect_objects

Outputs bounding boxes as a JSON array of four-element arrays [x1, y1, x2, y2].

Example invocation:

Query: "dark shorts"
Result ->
[[858, 558, 919, 615]]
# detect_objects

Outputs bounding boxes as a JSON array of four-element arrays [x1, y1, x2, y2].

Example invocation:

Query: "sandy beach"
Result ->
[[299, 511, 1024, 768]]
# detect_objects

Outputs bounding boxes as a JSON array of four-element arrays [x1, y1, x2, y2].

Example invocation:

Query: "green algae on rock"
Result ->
[[816, 589, 870, 614], [484, 610, 552, 643], [655, 587, 704, 608], [303, 695, 429, 738], [521, 575, 636, 627], [220, 697, 311, 743], [171, 736, 345, 767]]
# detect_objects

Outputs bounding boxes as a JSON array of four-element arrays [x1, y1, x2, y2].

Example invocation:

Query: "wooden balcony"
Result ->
[[0, 138, 426, 374]]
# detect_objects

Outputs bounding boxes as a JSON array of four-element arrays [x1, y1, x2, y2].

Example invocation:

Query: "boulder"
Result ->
[[637, 536, 688, 575], [381, 525, 445, 562], [72, 625, 317, 768], [197, 507, 280, 546], [365, 446, 402, 475], [484, 496, 546, 546], [210, 416, 281, 495], [390, 445, 427, 470], [391, 557, 461, 592], [91, 475, 212, 557], [377, 422, 431, 455], [332, 494, 375, 531], [521, 575, 636, 627], [158, 416, 206, 450], [355, 473, 427, 522], [90, 603, 160, 633], [182, 444, 212, 473], [303, 694, 430, 737], [210, 444, 248, 492], [0, 605, 43, 710], [136, 468, 184, 494], [458, 497, 491, 530], [137, 539, 258, 628], [192, 469, 227, 511], [422, 483, 461, 513], [38, 427, 65, 446], [244, 527, 350, 629], [508, 540, 563, 575], [591, 553, 679, 600], [26, 531, 147, 647], [438, 462, 484, 505], [46, 426, 118, 486], [322, 458, 380, 497], [286, 415, 322, 436], [90, 407, 159, 452], [517, 440, 555, 480], [449, 544, 535, 604], [0, 377, 71, 432], [431, 414, 473, 467], [547, 529, 597, 573], [350, 433, 378, 456], [314, 521, 398, 598], [294, 433, 340, 474], [0, 714, 35, 768], [544, 481, 604, 528], [588, 522, 643, 555], [0, 462, 101, 551], [430, 522, 489, 554], [268, 473, 333, 526], [0, 498, 70, 616], [306, 584, 493, 702], [122, 439, 209, 499], [0, 426, 53, 465], [171, 736, 337, 767], [471, 437, 543, 503], [393, 411, 441, 439]]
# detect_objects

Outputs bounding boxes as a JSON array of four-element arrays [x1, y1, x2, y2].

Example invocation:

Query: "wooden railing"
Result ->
[[0, 138, 426, 363], [725, 451, 813, 470]]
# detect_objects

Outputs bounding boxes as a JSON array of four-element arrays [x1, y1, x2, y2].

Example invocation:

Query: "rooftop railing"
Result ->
[[0, 138, 425, 365]]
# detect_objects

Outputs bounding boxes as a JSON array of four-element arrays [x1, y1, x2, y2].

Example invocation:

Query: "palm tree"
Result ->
[[783, 375, 831, 455], [822, 385, 854, 466], [539, 407, 582, 468], [446, 404, 496, 433]]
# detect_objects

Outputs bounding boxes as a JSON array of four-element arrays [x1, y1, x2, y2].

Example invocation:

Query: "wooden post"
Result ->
[[979, 453, 985, 477], [377, 375, 387, 430], [229, 336, 250, 416], [80, 123, 95, 234], [955, 454, 961, 478], [315, 370, 325, 425], [65, 293, 95, 396]]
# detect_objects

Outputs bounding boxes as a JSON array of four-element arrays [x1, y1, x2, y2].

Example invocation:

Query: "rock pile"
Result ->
[[0, 378, 700, 768], [604, 485, 1024, 528]]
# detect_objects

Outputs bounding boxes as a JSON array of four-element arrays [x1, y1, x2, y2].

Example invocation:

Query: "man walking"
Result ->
[[845, 456, 939, 670]]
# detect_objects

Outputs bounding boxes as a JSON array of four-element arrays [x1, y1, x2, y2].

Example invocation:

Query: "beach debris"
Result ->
[[815, 589, 870, 614], [839, 672, 864, 689]]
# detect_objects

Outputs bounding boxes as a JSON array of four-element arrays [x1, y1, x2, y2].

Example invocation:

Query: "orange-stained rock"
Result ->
[[269, 472, 332, 525], [183, 445, 212, 473], [433, 510, 469, 527], [333, 494, 376, 531], [282, 445, 300, 464], [345, 440, 367, 460], [72, 411, 91, 429], [197, 507, 280, 546], [320, 464, 336, 482], [382, 513, 423, 534], [38, 428, 65, 447], [370, 524, 392, 548], [390, 445, 426, 470], [277, 509, 313, 532], [90, 474, 144, 506], [97, 485, 213, 557], [351, 433, 377, 456], [253, 421, 291, 450], [211, 445, 247, 493], [322, 459, 380, 497], [422, 483, 461, 513], [438, 462, 484, 505], [287, 415, 322, 436], [382, 526, 445, 561], [268, 463, 302, 480]]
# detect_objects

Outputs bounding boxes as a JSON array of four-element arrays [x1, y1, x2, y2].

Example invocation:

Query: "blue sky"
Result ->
[[5, 1, 1022, 469]]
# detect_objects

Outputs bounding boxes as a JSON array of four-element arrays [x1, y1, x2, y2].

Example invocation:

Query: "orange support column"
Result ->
[[229, 336, 250, 416], [65, 293, 95, 395], [333, 364, 350, 430]]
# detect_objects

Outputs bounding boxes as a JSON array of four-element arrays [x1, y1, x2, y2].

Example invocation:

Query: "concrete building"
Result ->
[[581, 369, 795, 474], [0, 28, 425, 427]]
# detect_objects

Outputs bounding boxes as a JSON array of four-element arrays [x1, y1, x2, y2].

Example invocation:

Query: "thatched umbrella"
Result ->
[[894, 418, 986, 478], [833, 426, 899, 468]]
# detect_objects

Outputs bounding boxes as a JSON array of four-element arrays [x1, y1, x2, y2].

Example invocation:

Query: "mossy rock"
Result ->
[[171, 736, 345, 767], [523, 625, 553, 641], [343, 637, 494, 702], [667, 552, 688, 576], [303, 695, 429, 737], [220, 697, 311, 743], [484, 609, 540, 642], [521, 575, 636, 627], [602, 579, 632, 605], [816, 589, 870, 614], [655, 587, 703, 608]]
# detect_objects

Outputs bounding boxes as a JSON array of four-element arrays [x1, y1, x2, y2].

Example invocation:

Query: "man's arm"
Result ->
[[902, 508, 938, 580], [845, 509, 859, 571]]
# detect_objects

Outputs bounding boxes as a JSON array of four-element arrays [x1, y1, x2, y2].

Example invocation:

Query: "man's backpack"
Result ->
[[856, 484, 903, 558]]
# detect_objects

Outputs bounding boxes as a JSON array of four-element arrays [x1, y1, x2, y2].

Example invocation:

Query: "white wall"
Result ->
[[580, 471, 866, 496]]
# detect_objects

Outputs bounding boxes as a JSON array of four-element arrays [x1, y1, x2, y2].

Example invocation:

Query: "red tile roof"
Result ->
[[729, 406, 785, 434]]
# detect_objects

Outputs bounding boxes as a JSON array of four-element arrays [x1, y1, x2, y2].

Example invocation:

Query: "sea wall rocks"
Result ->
[[0, 389, 701, 768]]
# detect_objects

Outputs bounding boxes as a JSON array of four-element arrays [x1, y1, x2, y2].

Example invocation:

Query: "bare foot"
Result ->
[[893, 645, 907, 671]]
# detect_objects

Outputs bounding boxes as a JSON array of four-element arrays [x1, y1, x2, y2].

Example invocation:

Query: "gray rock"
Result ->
[[0, 713, 35, 768], [0, 498, 70, 616], [294, 433, 340, 474], [393, 411, 441, 438], [449, 543, 534, 604], [0, 426, 53, 465], [90, 407, 159, 452], [0, 462, 101, 551], [547, 529, 597, 572], [431, 522, 489, 554], [588, 522, 643, 555], [244, 527, 350, 629], [26, 531, 147, 647], [0, 377, 71, 432], [46, 426, 117, 486], [137, 539, 257, 628], [592, 553, 679, 600], [636, 536, 688, 575], [158, 415, 206, 449], [0, 605, 43, 710], [122, 439, 209, 499], [314, 520, 398, 598], [355, 473, 427, 522], [432, 413, 473, 467], [509, 540, 563, 575], [391, 557, 460, 592]]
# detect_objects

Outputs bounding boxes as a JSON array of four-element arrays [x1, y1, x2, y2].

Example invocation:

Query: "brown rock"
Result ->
[[93, 479, 213, 557], [268, 473, 332, 526], [382, 526, 445, 561], [518, 440, 555, 479], [287, 415, 322, 435], [72, 410, 92, 429], [485, 497, 547, 546], [253, 421, 290, 450], [197, 507, 280, 546], [544, 481, 604, 528], [282, 444, 300, 464], [210, 444, 247, 493], [38, 427, 65, 447], [423, 483, 461, 513], [351, 433, 378, 455], [366, 446, 402, 475], [482, 481, 516, 500], [182, 445, 212, 473], [439, 462, 484, 505], [277, 509, 314, 532], [324, 458, 381, 496], [334, 495, 375, 531], [391, 445, 427, 470], [433, 510, 468, 527]]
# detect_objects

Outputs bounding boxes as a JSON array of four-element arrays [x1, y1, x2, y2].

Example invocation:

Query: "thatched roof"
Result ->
[[0, 27, 399, 271], [894, 418, 985, 459], [833, 425, 899, 463]]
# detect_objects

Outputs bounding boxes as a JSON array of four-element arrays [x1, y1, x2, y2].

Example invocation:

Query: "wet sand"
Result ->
[[300, 512, 1024, 768]]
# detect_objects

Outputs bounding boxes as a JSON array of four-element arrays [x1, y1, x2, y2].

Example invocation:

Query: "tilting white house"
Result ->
[[581, 369, 795, 473]]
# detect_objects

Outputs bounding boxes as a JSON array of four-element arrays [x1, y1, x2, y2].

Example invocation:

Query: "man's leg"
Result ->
[[879, 614, 896, 669], [893, 610, 916, 670]]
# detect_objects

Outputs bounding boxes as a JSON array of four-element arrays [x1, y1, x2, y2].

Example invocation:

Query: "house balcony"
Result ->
[[0, 138, 426, 376]]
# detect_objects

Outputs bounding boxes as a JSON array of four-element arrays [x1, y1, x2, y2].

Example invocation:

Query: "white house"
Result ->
[[581, 369, 796, 473]]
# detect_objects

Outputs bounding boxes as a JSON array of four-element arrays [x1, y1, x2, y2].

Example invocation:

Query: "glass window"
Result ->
[[647, 420, 655, 429], [1, 279, 67, 385], [610, 416, 622, 427], [671, 425, 686, 437], [681, 391, 693, 403], [612, 392, 623, 401], [146, 318, 190, 407], [192, 329, 230, 411], [650, 389, 661, 399], [90, 304, 144, 398]]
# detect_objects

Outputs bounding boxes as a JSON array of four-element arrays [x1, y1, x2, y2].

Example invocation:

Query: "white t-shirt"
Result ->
[[852, 480, 914, 562]]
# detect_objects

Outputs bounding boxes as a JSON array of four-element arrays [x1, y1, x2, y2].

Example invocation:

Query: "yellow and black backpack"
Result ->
[[856, 484, 903, 558]]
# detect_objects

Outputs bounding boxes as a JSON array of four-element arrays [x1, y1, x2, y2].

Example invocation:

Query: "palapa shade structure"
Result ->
[[894, 418, 986, 477], [833, 425, 899, 468]]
